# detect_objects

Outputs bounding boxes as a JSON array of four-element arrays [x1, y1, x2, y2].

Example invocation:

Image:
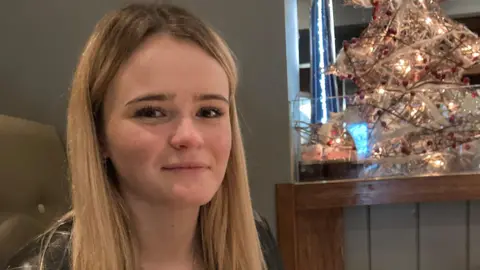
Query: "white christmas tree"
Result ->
[[302, 0, 480, 177]]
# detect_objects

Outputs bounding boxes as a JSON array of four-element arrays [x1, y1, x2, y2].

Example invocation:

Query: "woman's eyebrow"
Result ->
[[125, 93, 175, 106], [195, 94, 229, 104]]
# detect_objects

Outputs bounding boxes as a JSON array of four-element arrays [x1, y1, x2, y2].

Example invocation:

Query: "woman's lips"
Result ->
[[162, 162, 209, 171]]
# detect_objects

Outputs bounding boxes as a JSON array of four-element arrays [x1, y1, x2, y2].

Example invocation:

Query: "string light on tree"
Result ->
[[301, 0, 480, 177]]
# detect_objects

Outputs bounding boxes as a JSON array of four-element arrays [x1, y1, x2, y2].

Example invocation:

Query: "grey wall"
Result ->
[[0, 0, 298, 233], [0, 0, 130, 133]]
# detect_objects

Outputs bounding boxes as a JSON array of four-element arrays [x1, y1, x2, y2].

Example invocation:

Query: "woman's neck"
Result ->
[[123, 193, 201, 269]]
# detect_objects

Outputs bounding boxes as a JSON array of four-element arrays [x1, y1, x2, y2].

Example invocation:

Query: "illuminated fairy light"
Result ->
[[404, 65, 412, 74], [416, 54, 424, 63]]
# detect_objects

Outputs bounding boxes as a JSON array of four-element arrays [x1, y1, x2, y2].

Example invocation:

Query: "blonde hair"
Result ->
[[50, 3, 265, 270]]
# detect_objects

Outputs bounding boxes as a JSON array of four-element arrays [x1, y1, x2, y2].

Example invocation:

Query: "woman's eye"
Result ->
[[134, 106, 166, 118], [197, 107, 224, 118]]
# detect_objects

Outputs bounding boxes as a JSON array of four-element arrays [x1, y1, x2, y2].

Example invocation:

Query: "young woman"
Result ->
[[6, 3, 283, 270]]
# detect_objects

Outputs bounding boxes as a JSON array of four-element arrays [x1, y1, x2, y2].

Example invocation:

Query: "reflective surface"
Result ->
[[293, 85, 480, 181]]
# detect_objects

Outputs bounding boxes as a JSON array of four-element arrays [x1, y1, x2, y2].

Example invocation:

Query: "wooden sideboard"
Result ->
[[276, 173, 480, 270]]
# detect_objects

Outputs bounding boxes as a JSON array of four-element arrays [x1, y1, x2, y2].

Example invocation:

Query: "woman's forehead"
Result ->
[[111, 35, 229, 103]]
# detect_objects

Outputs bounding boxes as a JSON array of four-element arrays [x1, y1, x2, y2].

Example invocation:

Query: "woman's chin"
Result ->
[[170, 185, 218, 206]]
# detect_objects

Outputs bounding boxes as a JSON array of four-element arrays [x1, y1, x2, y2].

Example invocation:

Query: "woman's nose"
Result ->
[[169, 117, 204, 149]]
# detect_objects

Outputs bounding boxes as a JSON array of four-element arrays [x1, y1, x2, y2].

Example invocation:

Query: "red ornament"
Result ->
[[386, 10, 393, 16], [463, 77, 471, 85], [387, 28, 397, 36], [449, 115, 455, 123], [402, 80, 409, 87], [473, 92, 478, 98], [451, 67, 457, 73], [465, 144, 471, 150], [401, 147, 411, 155]]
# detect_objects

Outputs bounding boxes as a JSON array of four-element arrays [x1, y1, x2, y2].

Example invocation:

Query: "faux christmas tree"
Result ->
[[300, 0, 480, 177]]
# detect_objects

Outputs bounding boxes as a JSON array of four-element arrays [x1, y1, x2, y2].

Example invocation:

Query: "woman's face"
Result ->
[[102, 35, 232, 207]]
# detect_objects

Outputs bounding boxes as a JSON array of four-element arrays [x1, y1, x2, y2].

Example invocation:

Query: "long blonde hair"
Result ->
[[57, 3, 265, 270]]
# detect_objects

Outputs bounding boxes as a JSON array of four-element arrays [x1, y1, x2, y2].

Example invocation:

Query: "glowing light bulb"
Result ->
[[433, 159, 444, 167], [395, 59, 407, 72], [378, 87, 385, 94], [405, 65, 412, 74], [437, 27, 446, 34], [473, 52, 480, 58], [448, 102, 456, 110], [335, 138, 342, 144], [416, 54, 424, 63], [425, 17, 432, 24]]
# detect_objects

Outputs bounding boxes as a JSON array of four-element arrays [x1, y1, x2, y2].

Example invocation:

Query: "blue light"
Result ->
[[310, 0, 338, 124], [346, 122, 370, 159]]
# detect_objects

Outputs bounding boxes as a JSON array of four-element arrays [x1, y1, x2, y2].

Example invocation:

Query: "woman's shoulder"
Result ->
[[254, 212, 284, 270], [4, 220, 72, 270], [5, 214, 283, 269]]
